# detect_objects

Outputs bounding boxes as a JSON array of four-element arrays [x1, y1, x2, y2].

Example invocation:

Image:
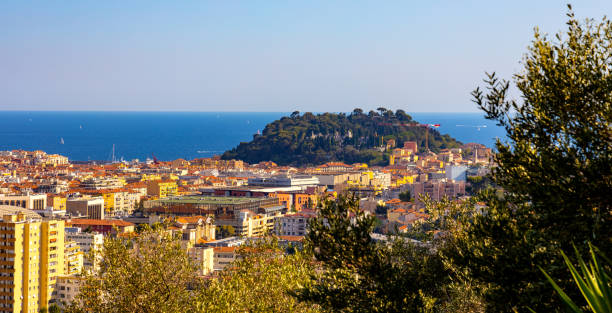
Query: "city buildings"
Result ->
[[0, 147, 495, 310]]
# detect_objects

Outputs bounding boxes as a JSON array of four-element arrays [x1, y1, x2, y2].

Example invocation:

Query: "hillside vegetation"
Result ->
[[221, 108, 462, 166]]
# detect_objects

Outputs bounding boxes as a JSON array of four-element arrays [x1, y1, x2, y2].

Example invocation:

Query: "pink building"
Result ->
[[410, 180, 465, 204]]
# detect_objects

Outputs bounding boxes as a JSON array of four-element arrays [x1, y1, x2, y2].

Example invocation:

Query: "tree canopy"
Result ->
[[197, 238, 320, 313], [67, 230, 201, 313], [296, 195, 451, 312], [444, 7, 612, 312], [221, 108, 461, 166]]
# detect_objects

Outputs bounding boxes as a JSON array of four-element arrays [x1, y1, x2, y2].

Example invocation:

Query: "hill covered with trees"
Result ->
[[221, 108, 462, 166]]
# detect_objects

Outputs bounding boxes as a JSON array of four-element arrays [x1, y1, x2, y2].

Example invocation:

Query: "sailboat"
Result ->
[[60, 137, 65, 145]]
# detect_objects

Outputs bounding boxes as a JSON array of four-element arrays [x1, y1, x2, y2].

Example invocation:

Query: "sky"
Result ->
[[1, 1, 611, 112]]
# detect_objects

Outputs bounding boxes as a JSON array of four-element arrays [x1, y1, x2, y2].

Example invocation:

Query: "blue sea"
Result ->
[[0, 111, 505, 162]]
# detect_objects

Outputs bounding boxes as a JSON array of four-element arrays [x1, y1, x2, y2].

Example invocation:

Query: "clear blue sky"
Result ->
[[1, 1, 610, 112]]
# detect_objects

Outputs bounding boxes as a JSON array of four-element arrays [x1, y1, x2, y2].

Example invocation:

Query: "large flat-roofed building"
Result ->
[[0, 206, 65, 313], [144, 196, 282, 216], [66, 198, 104, 220], [247, 175, 319, 188], [80, 177, 125, 190], [200, 186, 320, 211], [0, 194, 47, 210]]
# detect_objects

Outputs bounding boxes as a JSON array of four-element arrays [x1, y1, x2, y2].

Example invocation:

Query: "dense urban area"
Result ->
[[0, 140, 492, 311]]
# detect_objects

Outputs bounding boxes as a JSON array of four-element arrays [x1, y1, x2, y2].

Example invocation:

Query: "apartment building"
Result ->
[[146, 180, 178, 198], [54, 276, 84, 309], [410, 180, 466, 204], [101, 191, 140, 215], [270, 192, 317, 211], [212, 247, 240, 272], [276, 211, 316, 236], [216, 209, 282, 237], [0, 194, 46, 211], [63, 241, 83, 276], [46, 195, 66, 212], [64, 227, 103, 270], [0, 206, 65, 313], [187, 246, 214, 275]]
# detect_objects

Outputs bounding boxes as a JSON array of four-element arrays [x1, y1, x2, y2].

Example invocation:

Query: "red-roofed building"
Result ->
[[67, 219, 135, 235]]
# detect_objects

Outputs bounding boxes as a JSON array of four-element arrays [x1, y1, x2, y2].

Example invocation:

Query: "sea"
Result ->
[[0, 111, 506, 162]]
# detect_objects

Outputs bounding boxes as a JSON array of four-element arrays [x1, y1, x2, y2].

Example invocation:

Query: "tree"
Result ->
[[197, 238, 320, 313], [398, 190, 411, 202], [296, 194, 449, 312], [67, 230, 201, 313], [216, 225, 236, 238], [49, 305, 61, 313], [445, 7, 612, 312], [222, 109, 461, 166], [375, 204, 388, 215]]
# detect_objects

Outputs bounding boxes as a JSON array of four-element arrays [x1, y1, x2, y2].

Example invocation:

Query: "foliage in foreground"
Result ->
[[67, 231, 200, 313], [296, 194, 453, 312], [538, 243, 612, 313], [444, 7, 612, 312], [197, 238, 320, 313]]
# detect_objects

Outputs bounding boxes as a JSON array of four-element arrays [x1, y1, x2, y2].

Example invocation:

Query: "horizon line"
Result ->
[[0, 109, 484, 114]]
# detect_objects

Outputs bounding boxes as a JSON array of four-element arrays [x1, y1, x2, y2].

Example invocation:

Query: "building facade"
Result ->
[[0, 195, 46, 211], [66, 198, 104, 220], [0, 206, 65, 313]]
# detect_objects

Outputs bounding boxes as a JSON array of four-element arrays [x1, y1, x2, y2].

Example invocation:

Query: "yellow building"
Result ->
[[0, 205, 65, 313], [102, 193, 115, 213], [146, 180, 178, 198], [47, 195, 66, 212]]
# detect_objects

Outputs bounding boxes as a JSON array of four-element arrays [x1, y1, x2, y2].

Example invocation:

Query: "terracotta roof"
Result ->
[[278, 235, 305, 242], [176, 216, 208, 224], [213, 246, 237, 253], [68, 219, 134, 227]]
